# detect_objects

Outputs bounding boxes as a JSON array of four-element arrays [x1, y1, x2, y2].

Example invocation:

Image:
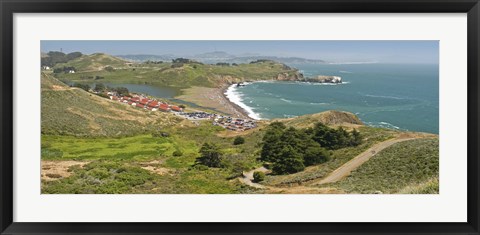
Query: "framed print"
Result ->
[[1, 0, 479, 234]]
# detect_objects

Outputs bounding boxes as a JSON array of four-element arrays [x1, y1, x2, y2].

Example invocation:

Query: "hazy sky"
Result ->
[[41, 40, 439, 64]]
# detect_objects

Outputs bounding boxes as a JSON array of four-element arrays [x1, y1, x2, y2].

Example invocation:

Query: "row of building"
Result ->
[[105, 92, 256, 132], [108, 92, 183, 112]]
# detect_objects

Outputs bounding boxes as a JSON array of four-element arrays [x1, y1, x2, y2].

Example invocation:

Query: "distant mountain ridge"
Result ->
[[116, 51, 326, 64]]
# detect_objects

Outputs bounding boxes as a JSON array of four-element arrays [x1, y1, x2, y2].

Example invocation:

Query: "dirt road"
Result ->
[[311, 136, 418, 185]]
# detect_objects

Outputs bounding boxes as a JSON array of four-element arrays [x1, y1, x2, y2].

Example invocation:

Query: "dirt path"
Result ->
[[238, 167, 269, 189], [236, 133, 432, 193], [311, 136, 418, 185]]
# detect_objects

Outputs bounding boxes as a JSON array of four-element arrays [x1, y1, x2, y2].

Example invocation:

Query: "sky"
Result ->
[[41, 40, 439, 64]]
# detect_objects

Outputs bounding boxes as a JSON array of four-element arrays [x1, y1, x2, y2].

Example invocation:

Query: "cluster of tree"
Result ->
[[260, 122, 362, 175], [311, 123, 362, 150], [72, 83, 90, 91], [172, 58, 193, 63], [215, 62, 230, 66], [53, 66, 76, 74], [41, 51, 82, 67], [93, 83, 106, 92], [144, 60, 164, 64], [249, 59, 272, 64], [92, 83, 129, 96], [109, 86, 129, 96]]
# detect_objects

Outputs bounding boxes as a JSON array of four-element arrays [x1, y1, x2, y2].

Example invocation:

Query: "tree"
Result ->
[[271, 145, 305, 174], [350, 129, 363, 146], [196, 143, 223, 168], [113, 87, 129, 96], [179, 104, 186, 109], [94, 83, 105, 92], [66, 52, 82, 61], [72, 83, 90, 91], [233, 136, 245, 145], [253, 171, 265, 182], [303, 145, 330, 166]]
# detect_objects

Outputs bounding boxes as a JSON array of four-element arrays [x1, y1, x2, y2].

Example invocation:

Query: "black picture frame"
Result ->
[[1, 0, 479, 234]]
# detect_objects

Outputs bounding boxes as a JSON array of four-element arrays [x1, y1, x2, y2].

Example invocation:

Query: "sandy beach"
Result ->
[[175, 85, 250, 119]]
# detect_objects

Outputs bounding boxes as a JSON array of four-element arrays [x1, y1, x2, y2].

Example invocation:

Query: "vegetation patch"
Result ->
[[329, 138, 439, 194]]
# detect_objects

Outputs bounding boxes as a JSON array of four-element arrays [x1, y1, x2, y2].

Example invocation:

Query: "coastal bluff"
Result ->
[[279, 110, 364, 128]]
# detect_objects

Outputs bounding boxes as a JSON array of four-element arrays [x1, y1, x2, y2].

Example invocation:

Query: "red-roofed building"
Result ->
[[148, 101, 159, 108], [140, 99, 149, 105], [158, 103, 170, 112], [122, 96, 130, 101], [136, 104, 145, 108], [131, 97, 140, 102], [170, 105, 183, 112]]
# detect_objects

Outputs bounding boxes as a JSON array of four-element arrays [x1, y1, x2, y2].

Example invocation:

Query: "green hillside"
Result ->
[[53, 53, 129, 72], [53, 57, 301, 88], [41, 73, 184, 137], [328, 138, 439, 194]]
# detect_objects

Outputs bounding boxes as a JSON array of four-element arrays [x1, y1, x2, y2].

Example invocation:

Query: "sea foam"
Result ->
[[224, 84, 262, 120]]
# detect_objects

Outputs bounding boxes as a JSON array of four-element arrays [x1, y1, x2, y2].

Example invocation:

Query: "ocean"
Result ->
[[225, 63, 439, 134]]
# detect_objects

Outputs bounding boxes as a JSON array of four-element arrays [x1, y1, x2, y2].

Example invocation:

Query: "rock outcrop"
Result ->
[[306, 75, 342, 83]]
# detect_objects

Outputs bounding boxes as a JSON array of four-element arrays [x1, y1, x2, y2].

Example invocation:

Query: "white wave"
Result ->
[[224, 84, 262, 120], [339, 70, 353, 74], [366, 121, 401, 130], [283, 114, 298, 118], [280, 98, 293, 103], [309, 102, 329, 105], [295, 81, 350, 86]]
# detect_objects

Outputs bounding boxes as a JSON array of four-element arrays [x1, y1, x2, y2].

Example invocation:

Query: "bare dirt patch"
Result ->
[[41, 160, 89, 181], [138, 160, 174, 176]]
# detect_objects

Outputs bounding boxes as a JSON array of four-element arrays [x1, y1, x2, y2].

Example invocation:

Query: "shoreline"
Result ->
[[220, 84, 253, 119], [174, 85, 250, 119]]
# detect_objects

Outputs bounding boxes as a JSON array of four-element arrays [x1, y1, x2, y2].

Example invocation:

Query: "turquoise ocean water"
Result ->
[[227, 63, 439, 134]]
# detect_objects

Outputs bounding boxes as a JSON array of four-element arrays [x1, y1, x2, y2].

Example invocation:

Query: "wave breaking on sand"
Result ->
[[224, 85, 262, 120]]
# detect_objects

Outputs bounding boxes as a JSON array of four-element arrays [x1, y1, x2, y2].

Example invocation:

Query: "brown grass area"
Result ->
[[41, 160, 89, 181], [138, 160, 174, 176]]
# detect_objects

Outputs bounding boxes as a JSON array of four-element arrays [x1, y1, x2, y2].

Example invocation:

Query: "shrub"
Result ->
[[172, 150, 183, 157], [196, 142, 223, 168], [253, 171, 265, 182], [233, 136, 245, 145]]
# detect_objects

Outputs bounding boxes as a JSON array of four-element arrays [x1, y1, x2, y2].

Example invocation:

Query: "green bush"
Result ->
[[196, 142, 223, 168], [172, 150, 183, 157], [233, 136, 245, 145], [253, 171, 265, 182]]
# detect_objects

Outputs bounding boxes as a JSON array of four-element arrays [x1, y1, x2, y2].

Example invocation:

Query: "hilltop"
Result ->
[[53, 53, 129, 72], [280, 110, 364, 129]]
